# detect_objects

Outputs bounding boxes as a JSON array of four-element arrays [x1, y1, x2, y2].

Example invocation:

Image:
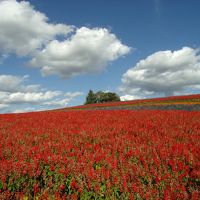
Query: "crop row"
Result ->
[[66, 94, 200, 110]]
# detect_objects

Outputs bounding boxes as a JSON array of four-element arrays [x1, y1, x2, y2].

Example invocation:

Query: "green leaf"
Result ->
[[0, 180, 3, 189]]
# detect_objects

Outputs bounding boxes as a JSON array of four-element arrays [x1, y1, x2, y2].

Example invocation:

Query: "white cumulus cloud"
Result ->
[[0, 0, 73, 56], [0, 74, 82, 113], [120, 47, 200, 98], [0, 1, 130, 79], [5, 91, 61, 104], [120, 94, 140, 101], [0, 74, 40, 92], [44, 92, 83, 107], [30, 27, 131, 78]]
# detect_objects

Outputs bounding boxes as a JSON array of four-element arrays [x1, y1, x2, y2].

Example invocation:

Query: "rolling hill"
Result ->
[[59, 94, 200, 111]]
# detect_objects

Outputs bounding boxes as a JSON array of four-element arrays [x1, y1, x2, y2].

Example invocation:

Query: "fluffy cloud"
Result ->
[[30, 27, 131, 78], [120, 94, 140, 101], [1, 91, 61, 104], [121, 47, 200, 98], [0, 0, 72, 56], [0, 1, 130, 78], [0, 74, 82, 113], [43, 92, 83, 107], [0, 74, 40, 92]]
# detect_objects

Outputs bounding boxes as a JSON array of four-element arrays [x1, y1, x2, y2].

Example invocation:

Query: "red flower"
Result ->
[[59, 184, 65, 191], [71, 179, 78, 190]]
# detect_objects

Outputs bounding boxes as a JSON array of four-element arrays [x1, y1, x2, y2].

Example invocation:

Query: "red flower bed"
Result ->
[[0, 110, 200, 199]]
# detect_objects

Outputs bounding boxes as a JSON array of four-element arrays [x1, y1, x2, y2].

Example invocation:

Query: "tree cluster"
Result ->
[[85, 90, 120, 104]]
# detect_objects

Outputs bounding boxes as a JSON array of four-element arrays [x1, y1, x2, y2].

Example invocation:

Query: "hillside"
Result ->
[[59, 94, 200, 111], [0, 94, 200, 199]]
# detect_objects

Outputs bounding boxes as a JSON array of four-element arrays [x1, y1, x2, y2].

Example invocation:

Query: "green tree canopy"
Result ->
[[85, 90, 96, 104], [85, 90, 120, 104]]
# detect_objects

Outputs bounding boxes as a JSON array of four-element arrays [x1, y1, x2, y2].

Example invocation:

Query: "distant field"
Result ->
[[0, 95, 200, 199], [59, 94, 200, 111]]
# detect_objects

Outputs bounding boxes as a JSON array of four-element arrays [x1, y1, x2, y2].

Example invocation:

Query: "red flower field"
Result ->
[[0, 110, 200, 199]]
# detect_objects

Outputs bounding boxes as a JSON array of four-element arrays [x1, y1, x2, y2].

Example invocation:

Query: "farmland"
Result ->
[[64, 94, 200, 111], [0, 96, 200, 199]]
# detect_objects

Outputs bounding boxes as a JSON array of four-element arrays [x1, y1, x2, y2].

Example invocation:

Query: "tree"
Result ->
[[85, 90, 120, 104], [103, 92, 120, 102], [85, 90, 97, 104]]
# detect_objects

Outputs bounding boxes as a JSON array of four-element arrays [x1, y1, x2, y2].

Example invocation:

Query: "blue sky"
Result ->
[[0, 0, 200, 113]]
